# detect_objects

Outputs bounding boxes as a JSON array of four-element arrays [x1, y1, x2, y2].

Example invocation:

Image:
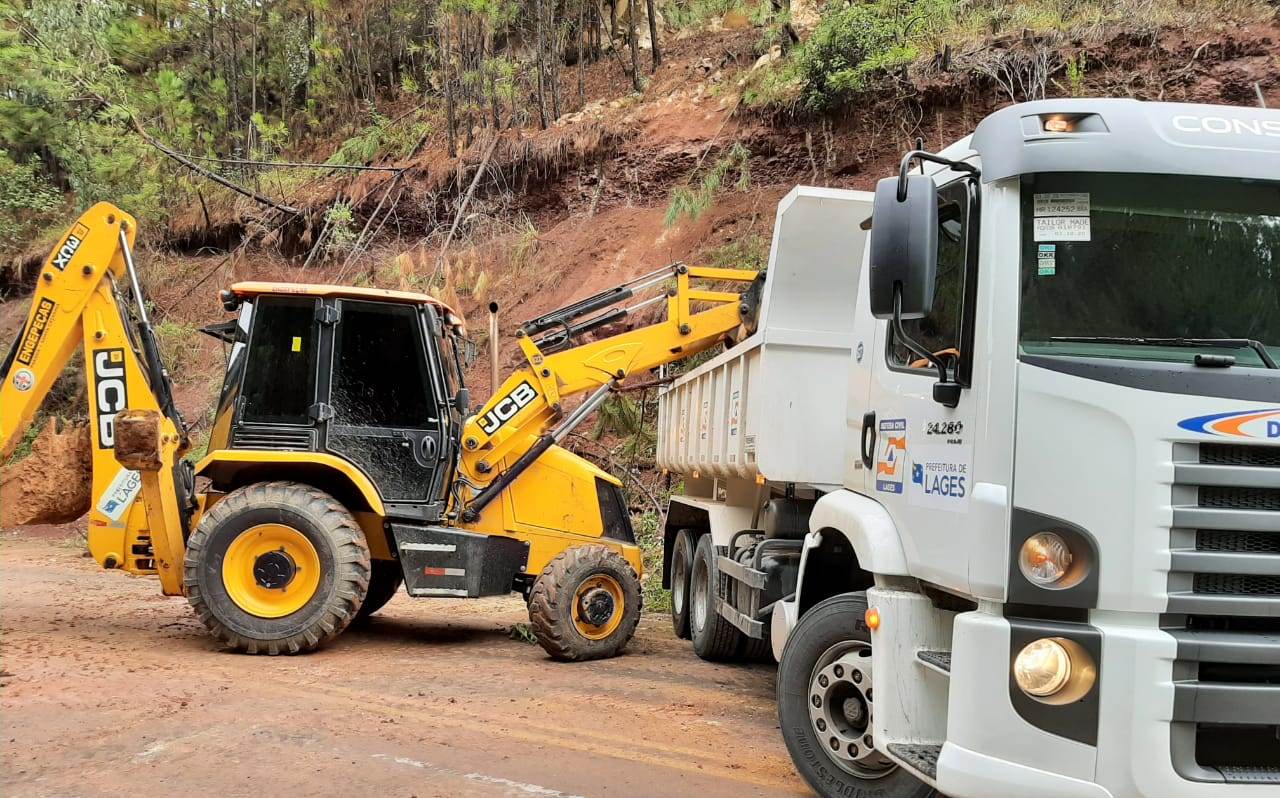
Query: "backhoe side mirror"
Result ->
[[868, 174, 938, 320], [452, 387, 471, 417]]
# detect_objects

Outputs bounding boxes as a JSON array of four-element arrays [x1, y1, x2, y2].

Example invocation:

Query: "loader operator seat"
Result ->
[[758, 498, 815, 541]]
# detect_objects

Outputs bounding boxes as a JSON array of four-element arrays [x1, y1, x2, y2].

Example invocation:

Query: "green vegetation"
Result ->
[[509, 622, 539, 643], [665, 143, 751, 227], [1065, 52, 1088, 97], [0, 150, 63, 253], [634, 511, 671, 613], [704, 234, 769, 272], [0, 0, 629, 257], [742, 0, 1272, 113], [3, 417, 44, 465], [153, 320, 204, 384]]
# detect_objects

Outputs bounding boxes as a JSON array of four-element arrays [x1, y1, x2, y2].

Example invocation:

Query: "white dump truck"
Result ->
[[657, 98, 1279, 798]]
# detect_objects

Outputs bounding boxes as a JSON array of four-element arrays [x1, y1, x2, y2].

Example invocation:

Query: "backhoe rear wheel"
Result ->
[[185, 481, 370, 655], [528, 545, 642, 661]]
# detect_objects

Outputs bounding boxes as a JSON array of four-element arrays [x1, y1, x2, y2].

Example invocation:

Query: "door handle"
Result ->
[[860, 411, 876, 470], [419, 435, 437, 461]]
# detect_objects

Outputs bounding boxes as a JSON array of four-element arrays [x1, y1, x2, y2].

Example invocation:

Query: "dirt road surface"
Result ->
[[1, 529, 808, 798]]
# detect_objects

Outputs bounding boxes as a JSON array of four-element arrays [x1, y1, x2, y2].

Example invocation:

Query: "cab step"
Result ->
[[886, 742, 942, 782], [916, 649, 952, 675]]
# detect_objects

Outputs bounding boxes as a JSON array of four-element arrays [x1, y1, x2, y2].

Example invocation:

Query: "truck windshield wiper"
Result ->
[[1049, 336, 1279, 370]]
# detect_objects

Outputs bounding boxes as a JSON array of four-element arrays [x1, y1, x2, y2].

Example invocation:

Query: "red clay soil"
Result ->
[[0, 419, 91, 527], [0, 528, 807, 798]]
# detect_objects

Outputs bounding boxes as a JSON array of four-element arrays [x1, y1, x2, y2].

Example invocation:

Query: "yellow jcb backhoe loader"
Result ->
[[0, 202, 761, 659]]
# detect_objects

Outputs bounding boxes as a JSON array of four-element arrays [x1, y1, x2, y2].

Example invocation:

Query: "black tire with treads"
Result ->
[[184, 481, 370, 655], [690, 534, 744, 661], [669, 529, 696, 640], [355, 559, 404, 621], [778, 592, 936, 798], [528, 545, 642, 661]]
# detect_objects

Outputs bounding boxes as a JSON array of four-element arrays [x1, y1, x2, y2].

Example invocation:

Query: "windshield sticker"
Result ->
[[1034, 193, 1090, 217], [908, 444, 972, 513], [1034, 216, 1090, 242], [1178, 408, 1280, 440], [875, 418, 907, 494], [1037, 244, 1057, 276]]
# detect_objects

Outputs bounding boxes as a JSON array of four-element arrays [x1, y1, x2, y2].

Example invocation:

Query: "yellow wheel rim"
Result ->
[[221, 524, 321, 619], [572, 574, 625, 640]]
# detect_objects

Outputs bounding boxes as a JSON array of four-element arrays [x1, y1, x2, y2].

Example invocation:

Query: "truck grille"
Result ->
[[1193, 573, 1280, 596], [1169, 442, 1280, 613], [1167, 441, 1280, 785]]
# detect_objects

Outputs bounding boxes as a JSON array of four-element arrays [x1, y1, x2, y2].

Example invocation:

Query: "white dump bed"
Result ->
[[656, 186, 873, 489]]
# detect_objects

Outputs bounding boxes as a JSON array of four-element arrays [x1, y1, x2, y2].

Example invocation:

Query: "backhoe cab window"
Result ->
[[332, 301, 436, 428], [241, 297, 318, 425], [889, 179, 971, 369]]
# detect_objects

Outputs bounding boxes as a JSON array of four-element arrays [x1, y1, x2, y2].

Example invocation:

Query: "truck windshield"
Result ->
[[1018, 173, 1280, 369]]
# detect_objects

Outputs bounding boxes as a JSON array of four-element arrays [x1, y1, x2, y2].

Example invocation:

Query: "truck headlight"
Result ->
[[1019, 532, 1073, 585], [1014, 638, 1072, 697]]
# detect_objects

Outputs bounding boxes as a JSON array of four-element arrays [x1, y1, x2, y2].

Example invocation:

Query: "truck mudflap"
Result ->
[[391, 524, 529, 598]]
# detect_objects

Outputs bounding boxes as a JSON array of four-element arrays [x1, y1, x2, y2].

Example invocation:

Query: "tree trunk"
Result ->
[[440, 16, 457, 157], [627, 0, 641, 92], [646, 0, 660, 70]]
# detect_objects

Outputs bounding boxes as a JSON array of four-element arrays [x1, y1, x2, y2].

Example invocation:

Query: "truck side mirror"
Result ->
[[868, 174, 938, 320]]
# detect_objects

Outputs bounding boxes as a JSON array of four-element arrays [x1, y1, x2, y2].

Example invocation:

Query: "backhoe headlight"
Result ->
[[1019, 532, 1073, 585], [1014, 638, 1071, 697]]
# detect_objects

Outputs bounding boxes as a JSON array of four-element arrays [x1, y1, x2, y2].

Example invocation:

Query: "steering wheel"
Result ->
[[909, 347, 960, 371]]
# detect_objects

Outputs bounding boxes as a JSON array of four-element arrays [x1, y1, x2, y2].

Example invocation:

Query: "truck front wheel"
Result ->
[[777, 593, 934, 798]]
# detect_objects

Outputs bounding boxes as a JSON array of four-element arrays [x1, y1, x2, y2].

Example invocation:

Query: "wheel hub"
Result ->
[[570, 574, 626, 640], [253, 549, 297, 590], [807, 645, 895, 778], [221, 523, 322, 619], [579, 587, 616, 626]]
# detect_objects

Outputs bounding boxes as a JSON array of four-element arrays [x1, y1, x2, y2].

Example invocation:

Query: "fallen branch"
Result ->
[[132, 118, 301, 215], [432, 132, 501, 286]]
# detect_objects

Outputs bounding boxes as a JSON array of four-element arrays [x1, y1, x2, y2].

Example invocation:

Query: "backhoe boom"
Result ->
[[456, 262, 760, 510], [0, 203, 189, 594]]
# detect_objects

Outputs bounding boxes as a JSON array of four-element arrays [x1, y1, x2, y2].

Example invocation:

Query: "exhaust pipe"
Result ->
[[488, 302, 500, 395]]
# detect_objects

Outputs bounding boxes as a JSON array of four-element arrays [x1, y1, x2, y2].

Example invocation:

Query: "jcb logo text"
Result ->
[[93, 348, 128, 448], [479, 381, 537, 435]]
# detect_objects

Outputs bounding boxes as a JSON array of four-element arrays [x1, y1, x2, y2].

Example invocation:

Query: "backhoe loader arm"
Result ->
[[0, 203, 189, 595], [457, 263, 760, 521]]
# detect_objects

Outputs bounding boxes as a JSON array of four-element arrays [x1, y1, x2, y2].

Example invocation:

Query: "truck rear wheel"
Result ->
[[670, 529, 696, 639], [528, 545, 642, 661], [355, 559, 404, 621], [184, 481, 370, 655], [778, 593, 934, 798], [690, 534, 744, 660]]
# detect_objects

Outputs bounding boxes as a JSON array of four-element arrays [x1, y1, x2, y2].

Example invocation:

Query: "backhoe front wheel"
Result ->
[[185, 481, 370, 655], [528, 545, 642, 661]]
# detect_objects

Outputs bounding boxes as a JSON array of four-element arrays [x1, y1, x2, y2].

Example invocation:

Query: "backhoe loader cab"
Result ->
[[204, 283, 468, 521]]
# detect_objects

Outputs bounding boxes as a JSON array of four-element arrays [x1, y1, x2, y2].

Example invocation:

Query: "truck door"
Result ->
[[863, 174, 982, 594], [325, 299, 450, 512]]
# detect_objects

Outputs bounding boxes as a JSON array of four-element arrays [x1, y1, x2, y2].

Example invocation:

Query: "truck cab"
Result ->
[[660, 99, 1279, 798]]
